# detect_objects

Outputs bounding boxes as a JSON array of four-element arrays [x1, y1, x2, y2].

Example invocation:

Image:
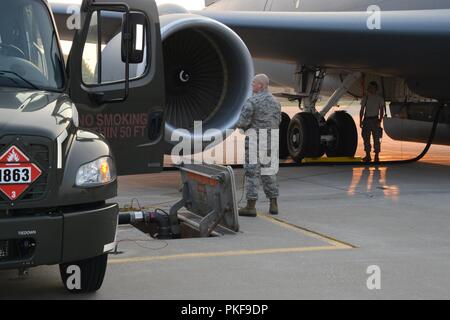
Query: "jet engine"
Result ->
[[384, 102, 450, 145], [159, 13, 254, 146]]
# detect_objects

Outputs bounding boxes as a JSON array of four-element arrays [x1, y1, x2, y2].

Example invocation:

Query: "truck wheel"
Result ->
[[287, 112, 321, 163], [60, 254, 108, 293], [325, 111, 358, 157], [279, 112, 291, 159]]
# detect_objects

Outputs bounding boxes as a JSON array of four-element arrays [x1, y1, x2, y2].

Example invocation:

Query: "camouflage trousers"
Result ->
[[244, 135, 279, 201], [362, 117, 382, 153]]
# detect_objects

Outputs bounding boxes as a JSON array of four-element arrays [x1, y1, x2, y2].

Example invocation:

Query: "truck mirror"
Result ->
[[121, 12, 146, 64]]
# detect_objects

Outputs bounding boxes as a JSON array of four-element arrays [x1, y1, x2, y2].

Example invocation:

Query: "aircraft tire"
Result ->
[[279, 112, 291, 159], [287, 112, 321, 163], [325, 111, 358, 157]]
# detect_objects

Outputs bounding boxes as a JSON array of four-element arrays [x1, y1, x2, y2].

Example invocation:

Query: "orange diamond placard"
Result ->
[[0, 146, 42, 201]]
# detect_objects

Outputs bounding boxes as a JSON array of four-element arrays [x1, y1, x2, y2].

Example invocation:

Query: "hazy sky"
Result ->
[[48, 0, 205, 10]]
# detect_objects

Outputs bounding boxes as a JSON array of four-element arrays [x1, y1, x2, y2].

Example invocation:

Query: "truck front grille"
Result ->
[[0, 240, 8, 260], [20, 144, 50, 201]]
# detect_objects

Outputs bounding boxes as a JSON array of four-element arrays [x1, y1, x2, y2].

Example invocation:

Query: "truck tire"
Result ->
[[287, 112, 321, 163], [60, 254, 108, 293], [279, 112, 291, 159], [325, 111, 358, 157]]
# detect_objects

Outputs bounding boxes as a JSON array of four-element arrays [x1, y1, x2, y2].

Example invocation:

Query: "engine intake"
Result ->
[[160, 14, 254, 147]]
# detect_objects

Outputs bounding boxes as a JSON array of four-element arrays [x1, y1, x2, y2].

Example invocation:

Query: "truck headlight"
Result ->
[[76, 157, 116, 187]]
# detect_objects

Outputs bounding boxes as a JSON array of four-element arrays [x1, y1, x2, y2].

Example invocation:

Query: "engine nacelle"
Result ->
[[384, 102, 450, 146], [159, 14, 254, 147]]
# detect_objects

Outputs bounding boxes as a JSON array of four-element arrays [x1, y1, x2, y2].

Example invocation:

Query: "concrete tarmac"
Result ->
[[1, 155, 450, 299]]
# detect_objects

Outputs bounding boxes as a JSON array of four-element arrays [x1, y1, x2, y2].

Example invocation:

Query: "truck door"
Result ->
[[67, 0, 166, 175]]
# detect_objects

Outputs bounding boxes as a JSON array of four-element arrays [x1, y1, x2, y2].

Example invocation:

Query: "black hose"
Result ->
[[118, 213, 132, 225], [383, 104, 443, 165], [118, 211, 178, 239], [147, 211, 177, 239]]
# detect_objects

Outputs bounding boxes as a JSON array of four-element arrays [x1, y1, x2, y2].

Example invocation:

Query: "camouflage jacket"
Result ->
[[236, 91, 281, 131]]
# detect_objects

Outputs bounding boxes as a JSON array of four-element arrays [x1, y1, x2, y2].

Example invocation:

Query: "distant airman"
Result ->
[[360, 81, 386, 163]]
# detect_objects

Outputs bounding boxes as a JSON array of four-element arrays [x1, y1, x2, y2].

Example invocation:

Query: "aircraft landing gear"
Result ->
[[283, 69, 361, 163], [279, 112, 291, 159], [287, 112, 323, 162], [325, 111, 358, 158], [286, 111, 357, 163]]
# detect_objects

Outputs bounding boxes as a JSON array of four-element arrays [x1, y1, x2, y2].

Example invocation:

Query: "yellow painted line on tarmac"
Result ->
[[108, 215, 354, 265], [108, 245, 348, 265], [257, 214, 356, 250]]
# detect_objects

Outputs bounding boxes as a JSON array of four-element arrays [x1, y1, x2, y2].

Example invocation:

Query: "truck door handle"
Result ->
[[148, 111, 164, 141]]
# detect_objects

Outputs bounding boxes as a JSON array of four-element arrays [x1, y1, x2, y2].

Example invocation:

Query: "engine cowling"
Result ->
[[159, 13, 254, 147], [384, 102, 450, 145]]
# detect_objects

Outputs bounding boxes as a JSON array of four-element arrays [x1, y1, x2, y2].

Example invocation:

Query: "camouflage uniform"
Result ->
[[362, 117, 382, 154], [361, 94, 385, 154], [236, 91, 281, 201]]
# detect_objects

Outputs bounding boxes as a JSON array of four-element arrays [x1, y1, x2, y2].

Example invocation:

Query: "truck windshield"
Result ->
[[0, 0, 64, 91]]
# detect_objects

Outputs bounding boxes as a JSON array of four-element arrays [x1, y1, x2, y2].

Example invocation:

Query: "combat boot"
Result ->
[[239, 200, 257, 217], [374, 153, 380, 163], [363, 153, 372, 164], [269, 198, 279, 215]]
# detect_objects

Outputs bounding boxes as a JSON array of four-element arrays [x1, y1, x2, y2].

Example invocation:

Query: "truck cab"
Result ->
[[0, 0, 166, 292]]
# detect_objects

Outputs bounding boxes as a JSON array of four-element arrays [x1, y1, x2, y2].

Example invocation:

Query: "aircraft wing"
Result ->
[[52, 3, 450, 79], [197, 9, 450, 79]]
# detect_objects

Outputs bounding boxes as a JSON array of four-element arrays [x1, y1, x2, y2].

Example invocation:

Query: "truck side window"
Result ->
[[0, 0, 64, 90], [82, 11, 99, 85], [82, 10, 148, 86]]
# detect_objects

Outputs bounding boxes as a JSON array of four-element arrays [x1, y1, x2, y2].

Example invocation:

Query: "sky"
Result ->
[[48, 0, 206, 10]]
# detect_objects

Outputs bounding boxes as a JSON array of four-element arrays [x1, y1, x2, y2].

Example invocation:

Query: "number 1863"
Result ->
[[0, 167, 31, 184]]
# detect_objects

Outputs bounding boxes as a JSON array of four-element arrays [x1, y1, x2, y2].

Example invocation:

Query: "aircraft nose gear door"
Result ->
[[68, 0, 166, 175]]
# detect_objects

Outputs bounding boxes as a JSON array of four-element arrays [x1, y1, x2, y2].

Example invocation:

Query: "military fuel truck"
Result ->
[[0, 0, 166, 292]]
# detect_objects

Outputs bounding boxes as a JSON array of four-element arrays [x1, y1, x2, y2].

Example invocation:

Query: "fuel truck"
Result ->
[[0, 0, 168, 293]]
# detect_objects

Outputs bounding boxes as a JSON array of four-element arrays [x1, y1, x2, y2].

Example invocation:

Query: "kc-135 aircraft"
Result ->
[[52, 0, 450, 166]]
